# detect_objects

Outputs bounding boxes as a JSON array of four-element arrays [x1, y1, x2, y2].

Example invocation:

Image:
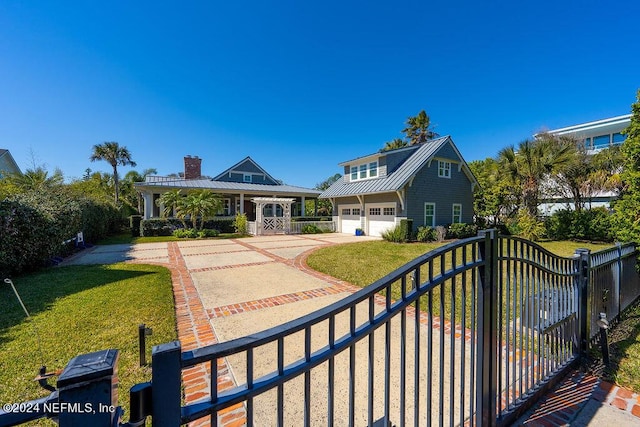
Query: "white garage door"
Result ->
[[366, 204, 397, 237], [339, 205, 362, 235]]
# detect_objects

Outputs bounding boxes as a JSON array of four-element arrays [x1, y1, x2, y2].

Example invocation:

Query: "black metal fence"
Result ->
[[1, 231, 638, 427]]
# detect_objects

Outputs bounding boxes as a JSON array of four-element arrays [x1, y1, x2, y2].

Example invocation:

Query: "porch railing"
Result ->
[[289, 220, 336, 234]]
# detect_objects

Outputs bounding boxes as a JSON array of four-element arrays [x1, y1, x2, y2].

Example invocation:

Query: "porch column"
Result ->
[[301, 196, 306, 217], [143, 192, 154, 219], [240, 193, 245, 214], [314, 199, 318, 216]]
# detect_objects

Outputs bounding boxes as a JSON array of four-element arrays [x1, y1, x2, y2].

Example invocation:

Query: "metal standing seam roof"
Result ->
[[134, 178, 322, 196], [319, 136, 473, 199]]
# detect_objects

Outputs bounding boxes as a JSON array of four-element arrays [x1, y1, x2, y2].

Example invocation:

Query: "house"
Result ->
[[319, 136, 478, 236], [537, 114, 630, 215], [135, 156, 322, 224], [0, 149, 21, 177]]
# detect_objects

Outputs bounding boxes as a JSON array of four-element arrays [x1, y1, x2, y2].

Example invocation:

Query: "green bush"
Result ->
[[141, 218, 182, 236], [381, 225, 407, 243], [233, 213, 248, 235], [302, 224, 322, 234], [130, 215, 142, 237], [202, 218, 235, 233], [416, 226, 436, 242], [514, 211, 545, 241], [447, 223, 478, 239], [545, 208, 613, 242], [399, 219, 413, 242]]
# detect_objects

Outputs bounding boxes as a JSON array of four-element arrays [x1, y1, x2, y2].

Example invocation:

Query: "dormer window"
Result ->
[[438, 161, 451, 178], [350, 161, 379, 181], [243, 174, 252, 183]]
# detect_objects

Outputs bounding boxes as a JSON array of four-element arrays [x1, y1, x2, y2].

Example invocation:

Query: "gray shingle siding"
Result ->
[[432, 143, 459, 161], [214, 171, 278, 185], [405, 155, 474, 228]]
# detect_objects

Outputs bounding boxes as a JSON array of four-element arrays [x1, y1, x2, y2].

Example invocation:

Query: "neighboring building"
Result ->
[[540, 114, 631, 154], [537, 114, 630, 215], [0, 149, 21, 177], [319, 136, 478, 237], [135, 156, 321, 221]]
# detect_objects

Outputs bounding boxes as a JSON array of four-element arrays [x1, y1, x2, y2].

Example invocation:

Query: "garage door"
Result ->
[[366, 204, 397, 237], [339, 205, 361, 235]]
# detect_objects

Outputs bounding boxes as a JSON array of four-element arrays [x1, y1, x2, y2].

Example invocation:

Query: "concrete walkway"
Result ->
[[63, 235, 640, 427]]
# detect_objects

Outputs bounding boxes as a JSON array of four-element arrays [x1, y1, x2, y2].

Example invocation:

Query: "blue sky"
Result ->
[[1, 1, 638, 188]]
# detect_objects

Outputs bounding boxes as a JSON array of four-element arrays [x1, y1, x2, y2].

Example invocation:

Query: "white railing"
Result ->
[[248, 221, 256, 235], [289, 220, 336, 234]]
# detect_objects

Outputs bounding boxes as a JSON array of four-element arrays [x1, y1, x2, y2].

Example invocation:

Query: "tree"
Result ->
[[312, 173, 342, 215], [0, 166, 64, 195], [123, 168, 158, 213], [89, 141, 137, 204], [498, 137, 575, 217], [381, 138, 408, 152], [401, 110, 438, 145], [177, 190, 223, 230], [612, 90, 640, 243], [468, 158, 515, 225], [156, 189, 184, 222]]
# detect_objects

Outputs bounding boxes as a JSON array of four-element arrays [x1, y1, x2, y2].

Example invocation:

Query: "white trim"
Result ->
[[438, 160, 451, 178], [452, 203, 462, 224], [424, 202, 436, 227]]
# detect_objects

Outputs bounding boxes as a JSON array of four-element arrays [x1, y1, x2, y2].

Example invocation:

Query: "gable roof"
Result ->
[[0, 149, 21, 175], [211, 156, 279, 183], [320, 136, 477, 199]]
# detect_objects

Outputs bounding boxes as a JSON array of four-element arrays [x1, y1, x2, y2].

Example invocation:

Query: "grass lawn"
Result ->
[[306, 239, 613, 289], [0, 264, 177, 425]]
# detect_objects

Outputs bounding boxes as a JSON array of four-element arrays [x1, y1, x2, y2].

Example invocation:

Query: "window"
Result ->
[[383, 207, 395, 216], [369, 162, 378, 177], [352, 208, 361, 215], [221, 198, 231, 216], [369, 207, 381, 216], [243, 174, 252, 183], [359, 164, 367, 179], [424, 203, 435, 227], [438, 161, 451, 178], [612, 133, 626, 144], [349, 161, 379, 181], [593, 135, 610, 148], [342, 208, 351, 216], [452, 204, 462, 224]]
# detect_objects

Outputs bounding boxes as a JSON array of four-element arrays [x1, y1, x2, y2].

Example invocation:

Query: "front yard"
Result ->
[[0, 264, 177, 425]]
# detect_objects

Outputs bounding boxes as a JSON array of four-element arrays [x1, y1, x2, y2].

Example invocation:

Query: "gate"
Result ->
[[2, 231, 638, 426]]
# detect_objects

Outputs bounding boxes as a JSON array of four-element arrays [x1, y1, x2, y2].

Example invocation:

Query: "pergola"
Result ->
[[252, 197, 295, 235]]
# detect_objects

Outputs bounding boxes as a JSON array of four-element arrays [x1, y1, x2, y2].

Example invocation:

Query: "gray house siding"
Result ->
[[405, 149, 473, 228], [432, 143, 459, 162], [214, 171, 278, 185]]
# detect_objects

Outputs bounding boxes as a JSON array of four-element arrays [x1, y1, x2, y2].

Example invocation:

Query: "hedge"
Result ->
[[140, 217, 235, 237], [0, 189, 122, 277], [545, 208, 613, 242]]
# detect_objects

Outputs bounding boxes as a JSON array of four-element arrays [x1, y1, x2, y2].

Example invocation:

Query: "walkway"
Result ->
[[64, 235, 640, 426]]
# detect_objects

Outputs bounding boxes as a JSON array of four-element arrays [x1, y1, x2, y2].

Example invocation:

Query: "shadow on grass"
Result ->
[[0, 265, 155, 345]]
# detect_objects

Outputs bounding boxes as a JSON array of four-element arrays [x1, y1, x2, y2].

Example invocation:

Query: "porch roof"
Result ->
[[135, 178, 321, 197]]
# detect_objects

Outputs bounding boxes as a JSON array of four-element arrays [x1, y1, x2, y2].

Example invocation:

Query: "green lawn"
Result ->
[[97, 232, 244, 245], [0, 264, 177, 425]]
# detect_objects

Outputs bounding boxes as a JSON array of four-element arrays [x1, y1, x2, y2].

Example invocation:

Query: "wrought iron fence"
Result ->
[[2, 232, 638, 427]]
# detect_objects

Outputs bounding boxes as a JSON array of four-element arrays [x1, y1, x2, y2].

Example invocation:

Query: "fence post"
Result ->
[[56, 349, 120, 426], [152, 341, 182, 427], [476, 229, 498, 427], [575, 249, 591, 353], [616, 243, 622, 319]]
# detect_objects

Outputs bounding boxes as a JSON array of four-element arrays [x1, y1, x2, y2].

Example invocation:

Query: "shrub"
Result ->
[[141, 218, 182, 236], [130, 215, 142, 237], [545, 208, 613, 242], [302, 224, 322, 234], [233, 213, 248, 235], [202, 218, 235, 233], [173, 228, 198, 238], [399, 219, 413, 242], [515, 211, 545, 241], [416, 226, 436, 242], [381, 225, 407, 243], [447, 223, 478, 239], [198, 229, 220, 238]]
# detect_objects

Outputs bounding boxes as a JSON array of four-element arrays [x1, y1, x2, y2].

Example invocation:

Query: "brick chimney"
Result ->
[[184, 155, 202, 180]]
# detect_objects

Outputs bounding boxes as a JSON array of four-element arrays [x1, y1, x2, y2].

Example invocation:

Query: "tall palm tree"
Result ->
[[90, 141, 137, 204], [402, 110, 439, 145], [499, 137, 575, 217]]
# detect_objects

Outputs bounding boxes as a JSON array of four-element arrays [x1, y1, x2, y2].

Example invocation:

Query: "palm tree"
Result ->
[[2, 166, 64, 192], [90, 141, 137, 204], [499, 137, 575, 217], [381, 138, 408, 152], [156, 189, 185, 223], [402, 110, 439, 145], [124, 168, 158, 213], [178, 190, 222, 230]]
